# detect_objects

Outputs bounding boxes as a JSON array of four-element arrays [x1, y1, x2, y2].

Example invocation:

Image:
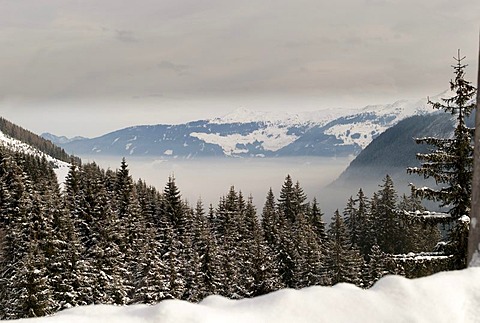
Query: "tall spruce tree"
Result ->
[[408, 51, 476, 218]]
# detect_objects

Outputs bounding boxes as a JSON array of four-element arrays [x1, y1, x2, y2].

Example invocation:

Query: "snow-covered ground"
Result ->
[[15, 268, 480, 323], [0, 130, 71, 186]]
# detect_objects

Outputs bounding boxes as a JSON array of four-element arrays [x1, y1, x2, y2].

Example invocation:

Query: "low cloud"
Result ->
[[157, 61, 190, 76], [115, 30, 138, 43]]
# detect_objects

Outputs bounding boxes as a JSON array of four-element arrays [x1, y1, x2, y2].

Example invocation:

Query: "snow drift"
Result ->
[[15, 268, 480, 323]]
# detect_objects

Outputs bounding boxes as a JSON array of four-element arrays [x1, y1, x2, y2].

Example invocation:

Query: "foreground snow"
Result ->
[[15, 268, 480, 323]]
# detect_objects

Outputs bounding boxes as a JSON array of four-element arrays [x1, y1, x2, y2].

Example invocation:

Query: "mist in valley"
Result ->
[[79, 156, 354, 218]]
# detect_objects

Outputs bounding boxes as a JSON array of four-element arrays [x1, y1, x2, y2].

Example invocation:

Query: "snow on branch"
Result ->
[[402, 210, 453, 225], [389, 252, 453, 262]]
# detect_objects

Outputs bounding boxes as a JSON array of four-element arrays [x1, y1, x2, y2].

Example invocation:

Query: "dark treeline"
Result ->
[[0, 144, 465, 320]]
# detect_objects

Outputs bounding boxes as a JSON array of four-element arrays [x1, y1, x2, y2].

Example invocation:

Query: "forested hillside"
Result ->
[[0, 117, 80, 165]]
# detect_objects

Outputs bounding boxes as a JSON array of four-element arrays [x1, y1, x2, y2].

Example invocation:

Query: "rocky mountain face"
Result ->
[[44, 97, 436, 158]]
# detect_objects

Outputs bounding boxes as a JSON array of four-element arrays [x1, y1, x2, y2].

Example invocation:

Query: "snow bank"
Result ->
[[15, 268, 480, 323]]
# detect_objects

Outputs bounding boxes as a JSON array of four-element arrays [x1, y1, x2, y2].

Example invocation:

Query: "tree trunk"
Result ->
[[468, 37, 480, 266]]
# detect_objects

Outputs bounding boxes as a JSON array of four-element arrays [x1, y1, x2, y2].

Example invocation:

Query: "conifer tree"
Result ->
[[6, 243, 54, 319], [214, 187, 244, 297], [309, 198, 327, 244], [162, 175, 185, 230], [408, 51, 476, 218], [132, 226, 169, 304], [364, 244, 387, 288], [355, 189, 374, 258], [292, 211, 323, 288], [113, 159, 149, 303], [344, 196, 360, 248], [261, 188, 278, 246], [197, 215, 225, 297], [324, 210, 363, 286], [373, 175, 403, 254], [278, 175, 296, 222]]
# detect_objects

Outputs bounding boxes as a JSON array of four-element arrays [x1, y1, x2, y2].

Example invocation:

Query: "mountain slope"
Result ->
[[50, 97, 435, 158], [0, 117, 80, 164], [0, 117, 77, 184], [330, 113, 460, 192]]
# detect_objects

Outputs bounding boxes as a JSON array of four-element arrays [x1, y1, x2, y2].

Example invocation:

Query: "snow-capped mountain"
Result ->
[[49, 96, 435, 159]]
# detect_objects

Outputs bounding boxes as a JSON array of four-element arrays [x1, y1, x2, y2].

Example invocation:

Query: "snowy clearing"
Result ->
[[15, 268, 480, 323]]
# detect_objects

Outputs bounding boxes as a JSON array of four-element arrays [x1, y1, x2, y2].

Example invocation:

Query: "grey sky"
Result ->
[[0, 0, 479, 137]]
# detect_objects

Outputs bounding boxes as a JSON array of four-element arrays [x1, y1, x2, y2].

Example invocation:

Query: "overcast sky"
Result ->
[[1, 0, 479, 137]]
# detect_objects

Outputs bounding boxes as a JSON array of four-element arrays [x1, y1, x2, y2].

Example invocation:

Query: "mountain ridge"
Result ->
[[44, 96, 440, 159]]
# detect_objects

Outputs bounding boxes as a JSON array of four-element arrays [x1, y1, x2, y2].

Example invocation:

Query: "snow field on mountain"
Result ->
[[194, 99, 432, 155], [14, 268, 480, 323], [324, 122, 384, 149], [190, 126, 299, 155]]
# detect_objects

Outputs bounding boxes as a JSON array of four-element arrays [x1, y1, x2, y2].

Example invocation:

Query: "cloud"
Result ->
[[115, 30, 138, 43], [0, 0, 477, 109], [157, 61, 190, 76]]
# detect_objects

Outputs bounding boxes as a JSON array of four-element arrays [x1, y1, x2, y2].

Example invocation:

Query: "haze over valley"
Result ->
[[44, 96, 442, 216]]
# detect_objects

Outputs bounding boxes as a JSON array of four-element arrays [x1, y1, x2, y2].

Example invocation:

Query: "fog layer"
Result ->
[[80, 156, 352, 216]]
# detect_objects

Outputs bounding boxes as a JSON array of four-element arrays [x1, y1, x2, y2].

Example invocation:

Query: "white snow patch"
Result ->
[[12, 268, 480, 323], [190, 127, 298, 155], [125, 143, 132, 150], [164, 149, 173, 156], [324, 122, 386, 149], [459, 215, 471, 224]]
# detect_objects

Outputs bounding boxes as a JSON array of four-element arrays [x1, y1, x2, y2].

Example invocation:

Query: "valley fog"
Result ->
[[80, 156, 353, 216]]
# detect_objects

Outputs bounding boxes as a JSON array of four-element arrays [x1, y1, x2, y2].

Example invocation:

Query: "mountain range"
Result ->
[[0, 93, 468, 215], [43, 96, 439, 159]]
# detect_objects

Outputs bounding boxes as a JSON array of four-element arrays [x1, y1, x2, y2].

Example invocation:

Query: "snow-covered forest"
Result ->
[[0, 145, 469, 320], [0, 54, 477, 321]]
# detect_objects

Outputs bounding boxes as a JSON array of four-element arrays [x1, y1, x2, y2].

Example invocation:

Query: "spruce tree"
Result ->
[[309, 197, 327, 244], [324, 210, 363, 286], [113, 159, 149, 303], [277, 175, 296, 222], [132, 226, 169, 304], [355, 189, 374, 259], [364, 244, 387, 288], [408, 51, 476, 218], [373, 175, 403, 254], [261, 188, 278, 246], [344, 196, 360, 248]]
